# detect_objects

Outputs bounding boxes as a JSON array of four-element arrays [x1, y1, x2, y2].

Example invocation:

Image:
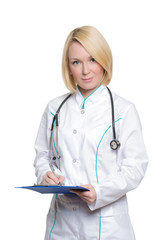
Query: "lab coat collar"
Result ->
[[75, 85, 108, 109]]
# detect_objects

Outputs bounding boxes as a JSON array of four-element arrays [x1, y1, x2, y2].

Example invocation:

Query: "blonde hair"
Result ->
[[62, 26, 113, 92]]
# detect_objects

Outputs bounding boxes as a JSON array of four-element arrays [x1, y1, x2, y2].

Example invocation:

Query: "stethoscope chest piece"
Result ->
[[110, 139, 121, 150]]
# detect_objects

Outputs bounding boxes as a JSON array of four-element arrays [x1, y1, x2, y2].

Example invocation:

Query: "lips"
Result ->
[[82, 77, 93, 82]]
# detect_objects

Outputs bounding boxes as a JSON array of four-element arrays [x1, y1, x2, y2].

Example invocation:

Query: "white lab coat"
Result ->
[[34, 85, 148, 240]]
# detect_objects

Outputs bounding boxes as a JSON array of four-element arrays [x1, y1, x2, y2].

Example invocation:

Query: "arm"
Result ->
[[87, 104, 148, 210], [33, 104, 64, 185]]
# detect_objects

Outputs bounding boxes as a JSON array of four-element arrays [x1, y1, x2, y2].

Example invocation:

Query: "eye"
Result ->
[[72, 60, 80, 65], [90, 58, 96, 62]]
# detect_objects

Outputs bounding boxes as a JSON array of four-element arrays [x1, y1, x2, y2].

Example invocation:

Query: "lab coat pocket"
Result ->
[[100, 213, 135, 240], [45, 207, 57, 240], [46, 207, 56, 227], [111, 195, 129, 215], [99, 195, 129, 217]]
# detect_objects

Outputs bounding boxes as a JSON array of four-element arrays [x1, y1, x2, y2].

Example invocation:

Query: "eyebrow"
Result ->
[[69, 58, 79, 60], [69, 56, 93, 61]]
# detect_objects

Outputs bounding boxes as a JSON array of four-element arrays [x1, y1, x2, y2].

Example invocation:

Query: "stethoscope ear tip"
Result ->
[[110, 139, 121, 150]]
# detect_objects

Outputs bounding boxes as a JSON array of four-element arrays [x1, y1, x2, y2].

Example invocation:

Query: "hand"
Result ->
[[70, 184, 97, 204], [42, 171, 65, 185]]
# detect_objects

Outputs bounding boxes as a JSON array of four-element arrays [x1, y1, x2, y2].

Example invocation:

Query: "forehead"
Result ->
[[68, 41, 91, 59]]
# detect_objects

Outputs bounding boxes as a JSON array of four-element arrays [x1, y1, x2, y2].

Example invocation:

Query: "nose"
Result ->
[[82, 62, 90, 75]]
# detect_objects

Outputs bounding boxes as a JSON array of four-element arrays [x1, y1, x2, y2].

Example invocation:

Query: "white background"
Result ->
[[0, 0, 159, 239]]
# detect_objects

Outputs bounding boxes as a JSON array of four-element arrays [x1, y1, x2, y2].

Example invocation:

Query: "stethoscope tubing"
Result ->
[[50, 87, 120, 158], [106, 87, 116, 140]]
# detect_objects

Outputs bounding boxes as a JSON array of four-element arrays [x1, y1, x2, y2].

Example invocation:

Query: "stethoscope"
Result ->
[[50, 87, 120, 161]]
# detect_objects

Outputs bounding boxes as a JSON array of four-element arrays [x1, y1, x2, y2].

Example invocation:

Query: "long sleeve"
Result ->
[[34, 104, 62, 184], [88, 104, 148, 211]]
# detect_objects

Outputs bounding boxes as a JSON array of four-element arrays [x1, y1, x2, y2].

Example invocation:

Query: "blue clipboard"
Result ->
[[16, 185, 89, 194]]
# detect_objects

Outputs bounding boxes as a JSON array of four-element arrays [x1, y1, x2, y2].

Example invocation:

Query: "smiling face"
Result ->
[[68, 41, 104, 98]]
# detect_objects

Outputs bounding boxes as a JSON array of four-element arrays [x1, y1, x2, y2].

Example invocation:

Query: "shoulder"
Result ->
[[113, 92, 133, 108], [46, 93, 72, 115], [112, 91, 138, 119]]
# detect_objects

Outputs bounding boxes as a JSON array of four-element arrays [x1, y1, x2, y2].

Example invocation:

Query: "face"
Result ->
[[68, 41, 104, 98]]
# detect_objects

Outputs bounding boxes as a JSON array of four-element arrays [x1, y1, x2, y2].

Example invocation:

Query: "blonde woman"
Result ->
[[34, 26, 148, 240]]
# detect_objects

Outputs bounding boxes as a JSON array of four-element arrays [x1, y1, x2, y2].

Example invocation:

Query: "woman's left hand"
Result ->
[[70, 184, 97, 204]]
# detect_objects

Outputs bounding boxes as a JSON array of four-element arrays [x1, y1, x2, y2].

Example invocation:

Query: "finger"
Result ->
[[47, 172, 60, 184], [57, 175, 65, 183], [70, 190, 88, 197], [71, 188, 90, 195], [70, 191, 90, 204], [44, 175, 57, 185], [70, 185, 96, 204], [47, 172, 65, 185], [42, 172, 58, 185]]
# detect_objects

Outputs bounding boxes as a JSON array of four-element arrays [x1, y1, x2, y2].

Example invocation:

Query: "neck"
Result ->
[[78, 85, 101, 99]]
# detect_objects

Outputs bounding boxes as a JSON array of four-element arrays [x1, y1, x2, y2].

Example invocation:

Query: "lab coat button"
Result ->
[[72, 159, 77, 163], [73, 129, 77, 134], [81, 109, 85, 114]]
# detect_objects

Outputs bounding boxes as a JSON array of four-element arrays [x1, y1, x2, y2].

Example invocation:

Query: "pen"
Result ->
[[49, 162, 62, 186]]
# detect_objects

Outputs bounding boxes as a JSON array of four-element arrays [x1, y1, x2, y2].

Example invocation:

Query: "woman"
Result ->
[[34, 26, 148, 240]]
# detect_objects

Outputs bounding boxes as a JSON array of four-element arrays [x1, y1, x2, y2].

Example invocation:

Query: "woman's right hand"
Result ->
[[42, 171, 65, 185]]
